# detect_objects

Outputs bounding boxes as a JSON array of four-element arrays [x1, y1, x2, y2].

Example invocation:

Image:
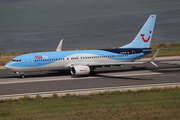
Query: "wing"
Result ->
[[88, 61, 144, 67]]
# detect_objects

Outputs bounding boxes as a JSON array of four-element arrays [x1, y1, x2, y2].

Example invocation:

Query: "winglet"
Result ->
[[150, 49, 159, 67], [56, 39, 63, 51]]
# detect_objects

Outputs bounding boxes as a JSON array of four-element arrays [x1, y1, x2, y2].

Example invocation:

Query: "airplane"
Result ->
[[5, 14, 159, 78]]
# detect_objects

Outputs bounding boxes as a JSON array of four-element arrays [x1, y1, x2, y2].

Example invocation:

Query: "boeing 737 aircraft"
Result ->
[[5, 15, 159, 78]]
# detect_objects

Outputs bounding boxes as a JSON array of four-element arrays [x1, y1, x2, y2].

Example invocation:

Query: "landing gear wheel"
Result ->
[[21, 75, 25, 78], [89, 71, 96, 76]]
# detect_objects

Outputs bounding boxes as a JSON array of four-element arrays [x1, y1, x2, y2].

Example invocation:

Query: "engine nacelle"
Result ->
[[70, 65, 90, 75]]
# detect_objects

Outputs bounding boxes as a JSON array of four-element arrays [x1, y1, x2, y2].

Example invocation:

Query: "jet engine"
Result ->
[[70, 65, 90, 75]]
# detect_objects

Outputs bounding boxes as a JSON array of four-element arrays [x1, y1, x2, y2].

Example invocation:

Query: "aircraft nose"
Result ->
[[5, 64, 9, 69], [5, 62, 14, 70]]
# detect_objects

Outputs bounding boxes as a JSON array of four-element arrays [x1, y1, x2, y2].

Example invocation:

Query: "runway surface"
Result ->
[[0, 56, 180, 98]]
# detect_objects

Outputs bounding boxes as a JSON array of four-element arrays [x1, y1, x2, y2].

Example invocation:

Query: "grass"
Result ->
[[0, 86, 180, 119], [145, 42, 180, 57], [0, 51, 42, 66], [0, 42, 180, 66]]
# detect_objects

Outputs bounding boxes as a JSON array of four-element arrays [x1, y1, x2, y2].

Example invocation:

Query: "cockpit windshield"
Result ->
[[12, 59, 22, 62]]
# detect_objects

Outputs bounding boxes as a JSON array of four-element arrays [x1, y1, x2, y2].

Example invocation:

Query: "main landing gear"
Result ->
[[15, 72, 25, 78]]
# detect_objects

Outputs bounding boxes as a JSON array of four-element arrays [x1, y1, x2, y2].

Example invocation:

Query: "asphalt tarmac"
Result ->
[[0, 56, 180, 99]]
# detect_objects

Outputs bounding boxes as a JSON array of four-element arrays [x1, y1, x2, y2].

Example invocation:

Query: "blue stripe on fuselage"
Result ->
[[7, 48, 151, 67], [101, 48, 151, 54]]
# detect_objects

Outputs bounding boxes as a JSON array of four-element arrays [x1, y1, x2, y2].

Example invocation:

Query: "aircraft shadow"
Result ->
[[95, 74, 152, 81], [1, 63, 179, 79]]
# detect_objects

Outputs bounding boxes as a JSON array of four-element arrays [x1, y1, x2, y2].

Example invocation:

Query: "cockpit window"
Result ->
[[12, 59, 22, 62]]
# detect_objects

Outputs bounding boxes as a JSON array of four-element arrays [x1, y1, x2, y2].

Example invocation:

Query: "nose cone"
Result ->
[[5, 61, 12, 67], [5, 64, 9, 69], [5, 62, 15, 71], [5, 64, 11, 69]]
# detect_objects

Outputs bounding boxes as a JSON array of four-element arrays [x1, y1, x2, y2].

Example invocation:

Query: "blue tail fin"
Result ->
[[121, 14, 156, 48]]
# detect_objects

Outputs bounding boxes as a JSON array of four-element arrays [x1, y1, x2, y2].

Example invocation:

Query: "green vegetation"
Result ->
[[145, 42, 180, 57], [0, 86, 180, 119], [0, 42, 180, 66], [0, 51, 42, 66]]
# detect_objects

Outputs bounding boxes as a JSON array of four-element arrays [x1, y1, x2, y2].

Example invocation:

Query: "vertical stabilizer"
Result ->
[[121, 15, 156, 48]]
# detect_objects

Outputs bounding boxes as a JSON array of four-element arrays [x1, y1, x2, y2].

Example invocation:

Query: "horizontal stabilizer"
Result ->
[[149, 49, 159, 67], [150, 49, 159, 62], [150, 61, 158, 67]]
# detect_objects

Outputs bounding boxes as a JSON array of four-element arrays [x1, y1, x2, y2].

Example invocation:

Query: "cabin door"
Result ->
[[132, 50, 136, 59], [27, 56, 33, 66]]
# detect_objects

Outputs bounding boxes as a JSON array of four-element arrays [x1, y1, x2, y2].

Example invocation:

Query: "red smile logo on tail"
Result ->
[[140, 31, 151, 42]]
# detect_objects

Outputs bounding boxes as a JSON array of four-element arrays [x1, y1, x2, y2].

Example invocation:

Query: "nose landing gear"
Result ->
[[15, 72, 25, 78]]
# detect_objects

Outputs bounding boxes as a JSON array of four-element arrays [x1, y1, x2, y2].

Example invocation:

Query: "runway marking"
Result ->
[[0, 76, 97, 85], [0, 67, 6, 70], [100, 72, 162, 77], [1, 82, 180, 98], [160, 61, 180, 65], [158, 68, 180, 71], [0, 72, 162, 85]]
